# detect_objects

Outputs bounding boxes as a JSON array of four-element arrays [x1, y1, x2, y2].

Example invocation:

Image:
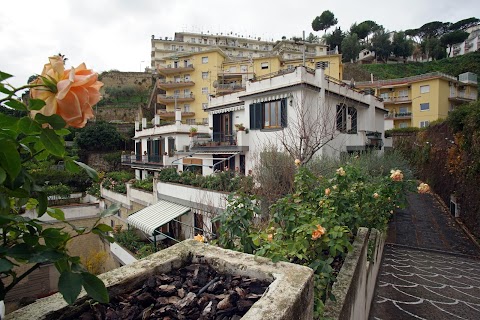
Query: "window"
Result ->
[[397, 89, 408, 98], [184, 104, 190, 112], [399, 107, 409, 114], [399, 122, 408, 128], [186, 119, 196, 125], [202, 118, 208, 125], [261, 62, 269, 70], [420, 85, 430, 94], [202, 56, 208, 64], [420, 121, 430, 128], [202, 103, 208, 109], [184, 89, 190, 96], [240, 65, 248, 72], [173, 90, 180, 98], [191, 38, 196, 43], [202, 72, 209, 79], [420, 103, 430, 111], [336, 104, 357, 134], [249, 99, 287, 130], [201, 87, 208, 94]]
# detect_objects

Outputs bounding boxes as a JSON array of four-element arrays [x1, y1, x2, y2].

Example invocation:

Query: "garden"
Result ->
[[211, 151, 424, 318]]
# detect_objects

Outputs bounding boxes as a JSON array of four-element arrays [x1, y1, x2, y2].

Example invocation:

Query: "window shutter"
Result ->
[[250, 103, 263, 130], [255, 103, 263, 130], [281, 98, 287, 128]]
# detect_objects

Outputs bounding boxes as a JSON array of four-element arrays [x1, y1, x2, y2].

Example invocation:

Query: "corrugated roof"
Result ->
[[127, 200, 190, 235]]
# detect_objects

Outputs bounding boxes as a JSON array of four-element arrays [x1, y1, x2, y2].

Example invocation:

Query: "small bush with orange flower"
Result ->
[[0, 56, 119, 305]]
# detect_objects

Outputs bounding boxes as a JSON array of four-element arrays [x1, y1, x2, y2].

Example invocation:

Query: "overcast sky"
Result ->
[[1, 0, 478, 88]]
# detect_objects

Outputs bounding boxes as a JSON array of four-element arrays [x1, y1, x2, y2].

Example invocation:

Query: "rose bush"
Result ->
[[0, 56, 118, 307], [216, 157, 421, 318]]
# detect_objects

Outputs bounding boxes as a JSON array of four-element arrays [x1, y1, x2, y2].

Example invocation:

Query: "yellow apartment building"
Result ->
[[356, 72, 478, 129], [151, 36, 343, 125]]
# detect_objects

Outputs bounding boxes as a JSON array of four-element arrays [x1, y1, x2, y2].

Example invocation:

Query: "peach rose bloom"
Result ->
[[325, 188, 331, 196], [30, 56, 103, 128], [417, 183, 430, 194], [390, 169, 404, 182], [294, 159, 301, 166], [312, 224, 326, 240], [267, 234, 273, 242], [194, 234, 205, 242]]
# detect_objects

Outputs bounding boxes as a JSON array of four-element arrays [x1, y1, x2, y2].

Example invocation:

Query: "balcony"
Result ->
[[385, 112, 412, 119], [190, 132, 249, 152], [121, 154, 164, 168], [157, 110, 195, 118], [216, 83, 246, 94], [157, 63, 195, 75], [449, 91, 477, 103], [157, 93, 195, 104], [157, 79, 195, 90], [382, 96, 412, 104]]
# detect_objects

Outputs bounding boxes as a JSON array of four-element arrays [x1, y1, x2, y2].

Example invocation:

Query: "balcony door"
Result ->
[[213, 113, 232, 142]]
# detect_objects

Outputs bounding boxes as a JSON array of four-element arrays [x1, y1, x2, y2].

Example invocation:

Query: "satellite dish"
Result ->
[[212, 80, 218, 88]]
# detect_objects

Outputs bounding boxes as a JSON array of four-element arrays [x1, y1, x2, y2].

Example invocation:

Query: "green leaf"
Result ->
[[99, 203, 120, 218], [74, 161, 99, 182], [29, 249, 65, 263], [65, 159, 81, 173], [35, 114, 66, 130], [42, 228, 69, 248], [6, 188, 29, 198], [81, 272, 109, 303], [37, 192, 48, 216], [0, 167, 5, 184], [0, 85, 13, 95], [59, 271, 83, 304], [18, 117, 41, 135], [0, 113, 19, 129], [0, 141, 21, 181], [40, 128, 65, 157], [29, 99, 46, 111], [0, 71, 13, 81], [47, 207, 65, 221], [7, 243, 34, 260], [55, 128, 70, 136], [0, 258, 14, 273], [94, 224, 113, 233], [5, 99, 27, 111]]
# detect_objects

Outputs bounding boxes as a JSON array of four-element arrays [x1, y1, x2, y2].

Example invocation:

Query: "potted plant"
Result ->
[[189, 127, 198, 137], [235, 123, 245, 131]]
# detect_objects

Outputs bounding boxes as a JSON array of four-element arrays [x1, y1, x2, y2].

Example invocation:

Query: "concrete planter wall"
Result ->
[[109, 242, 137, 266], [7, 240, 314, 320], [323, 227, 386, 320]]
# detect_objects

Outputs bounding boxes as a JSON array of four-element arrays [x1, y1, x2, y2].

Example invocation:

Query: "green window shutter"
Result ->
[[281, 98, 287, 128]]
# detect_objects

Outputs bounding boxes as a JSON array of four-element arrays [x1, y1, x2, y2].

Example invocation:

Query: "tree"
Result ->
[[312, 10, 338, 34], [324, 27, 345, 52], [441, 30, 469, 55], [341, 33, 361, 62], [370, 28, 392, 62], [392, 31, 414, 59], [350, 20, 381, 43], [75, 121, 123, 151], [418, 21, 451, 39], [306, 32, 320, 43], [449, 17, 480, 31], [422, 37, 447, 60]]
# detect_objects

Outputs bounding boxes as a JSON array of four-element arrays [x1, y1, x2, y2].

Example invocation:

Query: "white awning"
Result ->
[[127, 200, 190, 235]]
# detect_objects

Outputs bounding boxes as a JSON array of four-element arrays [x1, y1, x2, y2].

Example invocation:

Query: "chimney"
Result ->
[[135, 121, 140, 131], [154, 114, 160, 126], [175, 108, 182, 125], [142, 118, 147, 129]]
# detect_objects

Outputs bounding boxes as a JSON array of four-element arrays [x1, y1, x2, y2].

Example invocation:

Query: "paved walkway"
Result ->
[[370, 193, 480, 320]]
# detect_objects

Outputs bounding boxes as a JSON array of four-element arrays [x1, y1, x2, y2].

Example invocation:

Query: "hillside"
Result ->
[[344, 52, 480, 82]]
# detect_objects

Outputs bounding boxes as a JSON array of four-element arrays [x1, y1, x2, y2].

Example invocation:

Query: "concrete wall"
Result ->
[[323, 228, 386, 320], [8, 240, 314, 320], [109, 242, 138, 266]]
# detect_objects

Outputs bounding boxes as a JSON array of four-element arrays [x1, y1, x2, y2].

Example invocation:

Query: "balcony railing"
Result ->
[[381, 96, 411, 103], [449, 91, 477, 100], [191, 133, 237, 148], [157, 93, 195, 104], [385, 112, 412, 119], [156, 64, 195, 75], [216, 83, 246, 93], [121, 154, 163, 166], [157, 79, 195, 89]]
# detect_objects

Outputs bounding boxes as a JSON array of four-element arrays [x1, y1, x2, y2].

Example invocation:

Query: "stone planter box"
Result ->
[[7, 240, 314, 320], [323, 227, 386, 320]]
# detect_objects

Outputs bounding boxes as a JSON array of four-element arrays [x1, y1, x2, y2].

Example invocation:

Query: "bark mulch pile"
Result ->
[[71, 262, 271, 320]]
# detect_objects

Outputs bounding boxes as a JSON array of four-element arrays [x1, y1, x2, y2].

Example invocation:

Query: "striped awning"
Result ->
[[127, 200, 190, 235]]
